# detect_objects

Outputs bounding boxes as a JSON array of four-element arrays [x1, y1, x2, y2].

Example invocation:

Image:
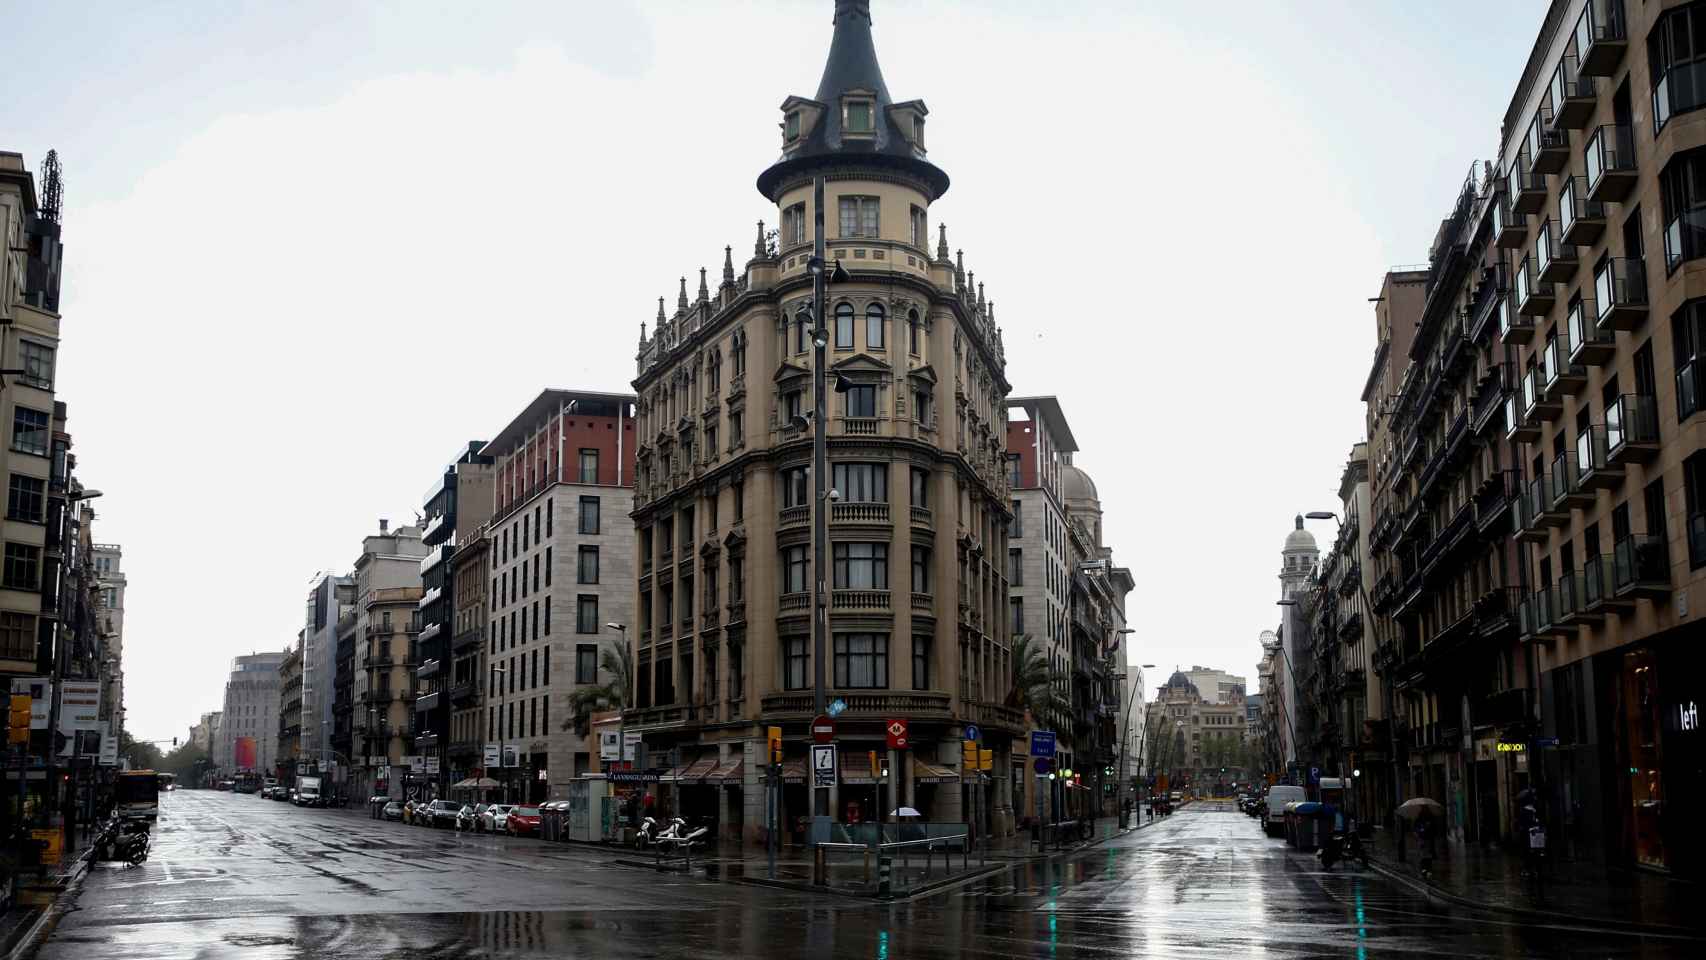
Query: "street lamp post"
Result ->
[[492, 664, 508, 804]]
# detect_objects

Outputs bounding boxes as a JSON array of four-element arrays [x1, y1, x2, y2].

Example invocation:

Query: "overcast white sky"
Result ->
[[1, 0, 1547, 743]]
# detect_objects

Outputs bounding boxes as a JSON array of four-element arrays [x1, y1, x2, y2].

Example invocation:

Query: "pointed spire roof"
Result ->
[[722, 246, 736, 285], [756, 1, 948, 201], [698, 267, 710, 302], [677, 277, 689, 312]]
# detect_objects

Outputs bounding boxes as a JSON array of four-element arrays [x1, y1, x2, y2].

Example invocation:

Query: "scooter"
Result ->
[[634, 817, 661, 850], [92, 818, 150, 866], [1317, 828, 1366, 870]]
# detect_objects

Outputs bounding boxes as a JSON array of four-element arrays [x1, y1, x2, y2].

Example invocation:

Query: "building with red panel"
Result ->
[[479, 390, 636, 802]]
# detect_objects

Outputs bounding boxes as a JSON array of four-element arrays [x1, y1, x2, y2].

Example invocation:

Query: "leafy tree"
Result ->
[[157, 741, 208, 780], [118, 730, 164, 770]]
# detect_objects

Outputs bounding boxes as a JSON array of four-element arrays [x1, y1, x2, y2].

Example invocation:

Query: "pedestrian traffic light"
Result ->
[[7, 695, 31, 745], [868, 750, 879, 781], [766, 726, 783, 765]]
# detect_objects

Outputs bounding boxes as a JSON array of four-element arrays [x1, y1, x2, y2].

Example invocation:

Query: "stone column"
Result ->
[[716, 742, 733, 843]]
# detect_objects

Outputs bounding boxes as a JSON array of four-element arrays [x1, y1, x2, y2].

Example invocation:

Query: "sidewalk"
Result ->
[[1363, 825, 1704, 932], [2, 834, 94, 960]]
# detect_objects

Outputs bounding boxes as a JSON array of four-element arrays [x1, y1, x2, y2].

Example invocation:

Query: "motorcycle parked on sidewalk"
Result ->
[[634, 816, 661, 850], [92, 818, 150, 866]]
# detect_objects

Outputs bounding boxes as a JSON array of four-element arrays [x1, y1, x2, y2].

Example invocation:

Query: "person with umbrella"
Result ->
[[1399, 797, 1443, 876], [1397, 797, 1444, 879]]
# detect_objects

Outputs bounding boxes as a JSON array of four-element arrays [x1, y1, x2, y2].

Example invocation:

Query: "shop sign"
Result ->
[[607, 770, 660, 783], [1496, 741, 1526, 753], [1675, 701, 1700, 733]]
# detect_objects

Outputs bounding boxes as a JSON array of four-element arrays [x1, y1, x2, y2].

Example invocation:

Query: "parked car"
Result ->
[[480, 804, 514, 833], [456, 804, 482, 832], [382, 801, 404, 821], [504, 806, 542, 837], [1262, 785, 1306, 837], [424, 800, 461, 829]]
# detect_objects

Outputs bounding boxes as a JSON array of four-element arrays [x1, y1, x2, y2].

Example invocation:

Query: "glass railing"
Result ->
[[1536, 220, 1558, 274], [1526, 475, 1549, 522], [1515, 255, 1535, 305], [1540, 337, 1560, 390], [1654, 60, 1706, 133], [1575, 424, 1610, 480], [1663, 209, 1706, 273], [1575, 0, 1626, 57], [1585, 123, 1634, 190], [1504, 395, 1521, 437], [1522, 366, 1539, 413], [1550, 54, 1595, 117], [1556, 572, 1581, 621], [1549, 450, 1579, 504], [1584, 554, 1613, 608], [1594, 256, 1646, 322], [1566, 299, 1591, 358], [1613, 533, 1669, 590], [1606, 393, 1658, 454], [1679, 359, 1703, 423], [1527, 107, 1563, 159], [1560, 180, 1601, 237]]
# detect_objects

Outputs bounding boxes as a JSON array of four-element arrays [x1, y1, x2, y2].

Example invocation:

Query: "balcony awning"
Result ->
[[913, 760, 962, 784], [706, 757, 743, 785], [676, 757, 719, 783]]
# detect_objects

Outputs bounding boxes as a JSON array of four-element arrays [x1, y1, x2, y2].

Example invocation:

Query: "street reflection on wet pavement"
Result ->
[[37, 792, 1706, 958]]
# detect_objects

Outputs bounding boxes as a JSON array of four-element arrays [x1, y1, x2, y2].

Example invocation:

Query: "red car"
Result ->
[[503, 805, 542, 836]]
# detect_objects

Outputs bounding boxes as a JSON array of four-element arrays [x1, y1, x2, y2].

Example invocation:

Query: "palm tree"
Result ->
[[563, 643, 634, 739], [1006, 634, 1069, 727]]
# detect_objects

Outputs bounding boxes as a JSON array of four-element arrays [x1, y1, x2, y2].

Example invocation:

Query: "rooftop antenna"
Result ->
[[39, 150, 63, 224]]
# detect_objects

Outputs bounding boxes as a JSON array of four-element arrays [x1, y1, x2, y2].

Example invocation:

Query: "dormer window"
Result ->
[[844, 98, 875, 134], [785, 111, 802, 142], [912, 116, 925, 146]]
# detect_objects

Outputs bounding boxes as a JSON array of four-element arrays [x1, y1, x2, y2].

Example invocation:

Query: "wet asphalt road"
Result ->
[[35, 791, 1706, 958]]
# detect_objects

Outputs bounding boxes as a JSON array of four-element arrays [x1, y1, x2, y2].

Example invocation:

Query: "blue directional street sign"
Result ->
[[1030, 730, 1057, 758], [827, 698, 847, 718], [1535, 737, 1559, 747], [963, 723, 982, 742]]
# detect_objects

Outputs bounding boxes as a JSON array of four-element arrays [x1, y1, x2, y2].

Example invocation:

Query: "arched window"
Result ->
[[866, 303, 886, 349], [835, 302, 855, 349], [908, 309, 921, 355], [796, 308, 811, 354]]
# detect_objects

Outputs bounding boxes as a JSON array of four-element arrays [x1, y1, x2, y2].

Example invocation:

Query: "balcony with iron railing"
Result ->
[[1593, 256, 1647, 331], [1559, 179, 1605, 248], [1515, 255, 1554, 316], [1613, 533, 1670, 598], [1567, 295, 1615, 366], [1473, 363, 1511, 435], [1549, 449, 1591, 512], [1511, 154, 1548, 215], [1535, 219, 1578, 284], [1469, 262, 1512, 340], [1576, 0, 1627, 77], [1585, 122, 1637, 205], [1550, 53, 1598, 130], [1475, 470, 1519, 533], [1575, 423, 1624, 492], [1527, 105, 1570, 175]]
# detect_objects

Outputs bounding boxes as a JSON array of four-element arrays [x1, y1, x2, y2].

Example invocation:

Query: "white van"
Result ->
[[1262, 785, 1306, 837]]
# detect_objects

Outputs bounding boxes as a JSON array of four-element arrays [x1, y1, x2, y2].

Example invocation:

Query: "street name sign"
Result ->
[[1029, 730, 1056, 758]]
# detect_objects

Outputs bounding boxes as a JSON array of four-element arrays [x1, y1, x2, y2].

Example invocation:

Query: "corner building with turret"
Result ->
[[627, 0, 1019, 846]]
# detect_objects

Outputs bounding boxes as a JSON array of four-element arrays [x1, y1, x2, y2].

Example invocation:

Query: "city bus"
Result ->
[[115, 770, 161, 821]]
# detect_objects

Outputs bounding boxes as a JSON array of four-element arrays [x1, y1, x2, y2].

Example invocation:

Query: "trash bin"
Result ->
[[543, 802, 560, 841], [1293, 814, 1318, 851]]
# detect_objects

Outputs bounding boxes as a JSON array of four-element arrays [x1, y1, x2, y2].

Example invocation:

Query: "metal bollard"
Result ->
[[878, 855, 892, 898]]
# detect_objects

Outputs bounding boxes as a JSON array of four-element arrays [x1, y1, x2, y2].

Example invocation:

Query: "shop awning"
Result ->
[[706, 758, 743, 785], [782, 759, 807, 783], [912, 760, 962, 784], [676, 757, 720, 783], [659, 765, 689, 782]]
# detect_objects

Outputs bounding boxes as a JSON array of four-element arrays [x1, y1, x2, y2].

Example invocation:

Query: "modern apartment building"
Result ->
[[1006, 397, 1076, 762], [626, 0, 1018, 847], [91, 543, 125, 736], [277, 637, 303, 782], [301, 572, 353, 773], [1183, 667, 1249, 705], [1350, 0, 1706, 876], [415, 442, 493, 793], [351, 521, 426, 799], [217, 652, 288, 775], [481, 391, 635, 802]]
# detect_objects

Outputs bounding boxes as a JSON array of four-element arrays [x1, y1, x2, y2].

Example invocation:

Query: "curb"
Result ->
[[3, 856, 91, 960], [1363, 856, 1706, 937], [729, 861, 1009, 901]]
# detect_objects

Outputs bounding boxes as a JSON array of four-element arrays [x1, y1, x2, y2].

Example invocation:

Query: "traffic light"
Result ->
[[868, 750, 880, 781], [962, 739, 977, 769], [766, 726, 783, 765], [7, 695, 30, 745]]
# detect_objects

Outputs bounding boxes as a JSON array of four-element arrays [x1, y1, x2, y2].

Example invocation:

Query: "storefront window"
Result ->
[[1623, 647, 1666, 868]]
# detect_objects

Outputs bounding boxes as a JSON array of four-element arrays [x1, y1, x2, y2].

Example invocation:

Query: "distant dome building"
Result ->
[[1279, 515, 1319, 600]]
